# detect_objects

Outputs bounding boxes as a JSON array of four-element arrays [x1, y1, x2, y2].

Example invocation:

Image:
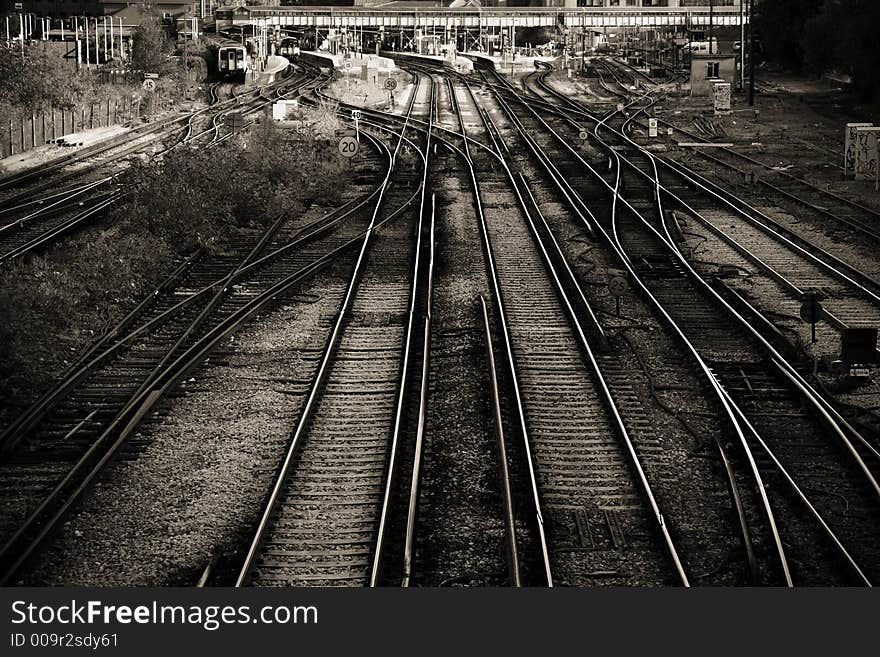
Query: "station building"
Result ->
[[0, 0, 214, 22]]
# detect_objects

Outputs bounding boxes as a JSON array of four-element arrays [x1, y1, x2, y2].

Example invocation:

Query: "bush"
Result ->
[[0, 227, 173, 420], [0, 42, 96, 115], [760, 0, 880, 99], [129, 14, 175, 76], [118, 108, 348, 254], [0, 106, 350, 418]]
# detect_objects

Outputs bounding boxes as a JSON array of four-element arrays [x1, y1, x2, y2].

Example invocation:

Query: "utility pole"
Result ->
[[748, 0, 755, 105], [740, 0, 745, 89], [709, 0, 714, 55]]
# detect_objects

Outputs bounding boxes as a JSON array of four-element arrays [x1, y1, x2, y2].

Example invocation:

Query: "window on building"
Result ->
[[706, 62, 720, 78]]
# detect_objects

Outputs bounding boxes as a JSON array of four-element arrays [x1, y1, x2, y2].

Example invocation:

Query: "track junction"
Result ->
[[1, 48, 878, 588]]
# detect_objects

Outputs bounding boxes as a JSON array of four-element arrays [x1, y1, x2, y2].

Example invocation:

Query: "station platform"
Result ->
[[462, 52, 557, 73], [300, 51, 397, 73], [390, 50, 474, 74], [256, 55, 291, 84]]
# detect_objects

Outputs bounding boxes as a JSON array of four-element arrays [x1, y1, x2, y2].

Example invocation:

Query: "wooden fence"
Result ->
[[1, 95, 143, 159]]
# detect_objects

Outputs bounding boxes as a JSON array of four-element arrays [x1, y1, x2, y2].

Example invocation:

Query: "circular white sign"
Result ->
[[608, 276, 628, 297], [338, 135, 359, 158]]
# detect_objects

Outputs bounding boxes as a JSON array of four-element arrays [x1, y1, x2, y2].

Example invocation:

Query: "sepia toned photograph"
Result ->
[[1, 0, 879, 594]]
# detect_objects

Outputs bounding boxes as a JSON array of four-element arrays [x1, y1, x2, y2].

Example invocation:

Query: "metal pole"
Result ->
[[740, 0, 745, 89], [94, 18, 99, 64], [709, 0, 714, 55], [748, 0, 755, 106], [19, 14, 24, 57], [84, 16, 89, 67]]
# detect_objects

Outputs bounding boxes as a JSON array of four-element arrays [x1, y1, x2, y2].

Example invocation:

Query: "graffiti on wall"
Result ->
[[855, 127, 880, 183], [713, 82, 731, 115], [846, 122, 873, 176]]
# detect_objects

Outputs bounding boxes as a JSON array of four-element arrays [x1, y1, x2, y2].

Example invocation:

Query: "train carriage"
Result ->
[[218, 45, 249, 82]]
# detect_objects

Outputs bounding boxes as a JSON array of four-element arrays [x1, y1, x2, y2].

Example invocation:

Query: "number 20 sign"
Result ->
[[338, 135, 359, 158]]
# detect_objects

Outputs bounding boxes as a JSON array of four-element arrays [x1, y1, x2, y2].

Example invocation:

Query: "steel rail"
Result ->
[[325, 63, 759, 585], [330, 68, 557, 585], [447, 74, 554, 587], [0, 176, 386, 456], [524, 63, 875, 582], [546, 55, 880, 487], [604, 97, 880, 480], [529, 63, 880, 477], [488, 61, 788, 585], [0, 193, 121, 264], [527, 62, 880, 327], [371, 72, 436, 587], [0, 177, 112, 226], [0, 129, 400, 585], [654, 117, 880, 226], [0, 180, 111, 217], [0, 70, 322, 263], [234, 94, 425, 587], [475, 90, 691, 586], [0, 69, 305, 210], [479, 293, 521, 587], [401, 194, 436, 588], [365, 63, 693, 585], [719, 382, 872, 586]]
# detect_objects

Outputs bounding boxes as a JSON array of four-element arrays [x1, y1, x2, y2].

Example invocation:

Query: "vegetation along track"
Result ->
[[0, 122, 390, 584], [0, 67, 319, 263]]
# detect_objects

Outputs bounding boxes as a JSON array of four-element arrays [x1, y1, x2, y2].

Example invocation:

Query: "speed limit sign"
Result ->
[[578, 129, 589, 141], [608, 276, 628, 296], [338, 135, 359, 158], [384, 78, 397, 91], [608, 269, 628, 317], [350, 109, 362, 121], [142, 79, 157, 93]]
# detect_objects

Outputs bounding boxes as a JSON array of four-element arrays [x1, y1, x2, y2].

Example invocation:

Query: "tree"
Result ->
[[800, 0, 880, 99], [755, 0, 824, 71], [129, 13, 174, 76], [758, 0, 880, 99], [0, 42, 94, 115]]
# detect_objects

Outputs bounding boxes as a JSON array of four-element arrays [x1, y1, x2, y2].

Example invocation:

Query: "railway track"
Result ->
[[493, 61, 880, 357], [235, 74, 432, 587], [324, 59, 762, 586], [415, 64, 688, 585], [5, 54, 879, 588], [0, 67, 321, 264], [0, 124, 390, 584], [646, 113, 880, 242], [491, 58, 880, 584]]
